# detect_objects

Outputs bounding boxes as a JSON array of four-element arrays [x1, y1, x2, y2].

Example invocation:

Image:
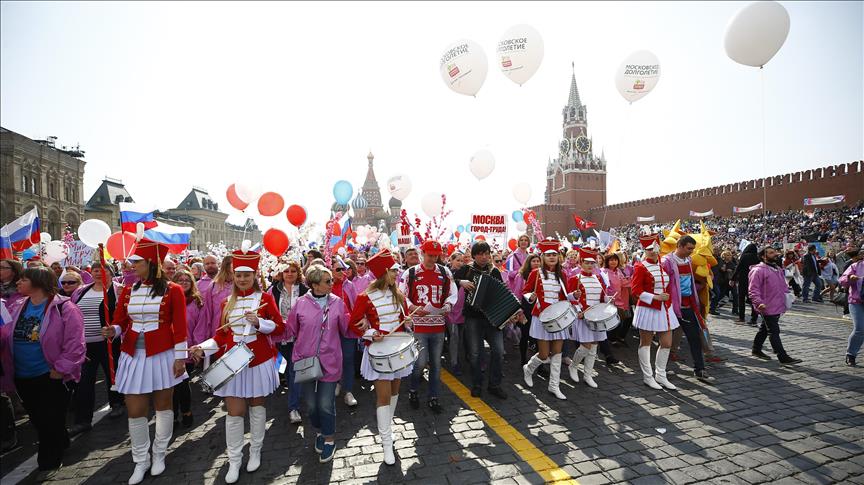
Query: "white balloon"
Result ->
[[78, 219, 112, 248], [421, 193, 443, 219], [512, 182, 532, 205], [44, 240, 67, 260], [386, 174, 413, 201], [516, 221, 528, 232], [356, 235, 368, 245], [40, 232, 52, 243], [235, 181, 262, 204], [439, 39, 488, 97], [724, 1, 790, 68], [469, 150, 495, 180], [497, 24, 544, 86], [615, 50, 661, 103], [135, 222, 145, 241]]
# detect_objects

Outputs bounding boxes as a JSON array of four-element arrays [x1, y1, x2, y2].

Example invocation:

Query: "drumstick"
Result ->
[[369, 305, 424, 336], [216, 304, 268, 332]]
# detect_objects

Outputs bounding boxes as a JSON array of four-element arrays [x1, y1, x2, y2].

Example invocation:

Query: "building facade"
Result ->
[[0, 127, 87, 237], [350, 151, 401, 233]]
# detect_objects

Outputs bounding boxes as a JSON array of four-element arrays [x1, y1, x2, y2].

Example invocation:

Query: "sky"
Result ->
[[1, 1, 861, 240]]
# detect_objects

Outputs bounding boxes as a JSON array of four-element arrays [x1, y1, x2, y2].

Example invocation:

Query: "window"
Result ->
[[32, 178, 37, 194], [22, 175, 27, 192]]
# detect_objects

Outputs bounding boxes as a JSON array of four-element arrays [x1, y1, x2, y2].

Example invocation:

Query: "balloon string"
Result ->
[[760, 68, 767, 213]]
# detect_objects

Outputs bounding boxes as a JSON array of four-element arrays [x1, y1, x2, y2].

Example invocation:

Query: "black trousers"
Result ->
[[173, 363, 196, 415], [736, 280, 756, 322], [74, 339, 123, 425], [678, 308, 706, 373], [15, 373, 71, 470], [753, 314, 788, 359], [1, 392, 14, 444]]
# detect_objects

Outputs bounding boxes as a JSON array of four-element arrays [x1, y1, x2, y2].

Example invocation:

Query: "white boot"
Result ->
[[547, 354, 567, 400], [225, 416, 245, 484], [522, 354, 545, 388], [654, 348, 677, 390], [639, 346, 663, 390], [246, 406, 266, 472], [389, 394, 399, 421], [583, 347, 599, 389], [569, 347, 589, 383], [150, 410, 173, 476], [127, 417, 151, 485], [377, 406, 395, 465]]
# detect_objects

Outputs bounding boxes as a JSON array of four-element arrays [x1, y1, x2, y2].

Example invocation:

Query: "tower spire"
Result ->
[[567, 62, 582, 109]]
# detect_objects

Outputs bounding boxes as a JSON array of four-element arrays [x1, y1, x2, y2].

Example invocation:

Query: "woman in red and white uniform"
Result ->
[[102, 239, 187, 485], [191, 249, 284, 483], [566, 247, 608, 389], [631, 233, 680, 391], [348, 249, 412, 466], [521, 239, 579, 400]]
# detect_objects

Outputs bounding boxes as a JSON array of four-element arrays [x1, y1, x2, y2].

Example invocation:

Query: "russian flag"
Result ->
[[329, 215, 352, 248], [143, 222, 194, 254], [119, 202, 158, 233], [0, 207, 40, 259]]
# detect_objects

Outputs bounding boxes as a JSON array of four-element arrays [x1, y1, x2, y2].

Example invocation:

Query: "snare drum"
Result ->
[[368, 333, 420, 374], [539, 301, 577, 333], [583, 302, 621, 332], [200, 343, 254, 393]]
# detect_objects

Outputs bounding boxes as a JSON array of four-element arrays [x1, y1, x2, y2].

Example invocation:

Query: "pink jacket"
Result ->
[[602, 267, 632, 310], [351, 272, 375, 295], [1, 295, 86, 392], [200, 282, 233, 336], [839, 260, 863, 305], [287, 293, 352, 382], [186, 300, 208, 347], [445, 287, 466, 325], [748, 262, 790, 316]]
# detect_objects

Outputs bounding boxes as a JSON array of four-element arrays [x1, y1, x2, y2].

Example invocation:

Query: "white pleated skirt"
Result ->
[[215, 361, 279, 398], [115, 349, 187, 395], [528, 315, 570, 341], [360, 347, 413, 381], [569, 318, 607, 343], [633, 304, 680, 332]]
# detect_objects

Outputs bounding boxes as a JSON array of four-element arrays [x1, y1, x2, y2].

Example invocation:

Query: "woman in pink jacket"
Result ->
[[0, 266, 85, 478], [286, 264, 352, 463], [171, 269, 206, 428]]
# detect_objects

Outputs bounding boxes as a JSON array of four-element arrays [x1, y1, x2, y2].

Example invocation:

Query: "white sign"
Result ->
[[469, 214, 508, 239], [63, 240, 93, 268], [397, 235, 413, 250]]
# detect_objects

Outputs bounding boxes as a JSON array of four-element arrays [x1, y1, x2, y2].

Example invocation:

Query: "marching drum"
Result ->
[[539, 301, 577, 333], [583, 302, 621, 332], [368, 333, 420, 374], [200, 343, 255, 393]]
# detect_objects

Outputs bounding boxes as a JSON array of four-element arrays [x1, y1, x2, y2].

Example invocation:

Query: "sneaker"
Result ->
[[846, 355, 857, 367], [427, 398, 442, 414], [314, 433, 325, 453], [408, 390, 420, 410], [779, 356, 803, 365], [694, 369, 714, 382], [319, 441, 336, 463], [487, 387, 507, 400], [470, 386, 482, 398], [842, 314, 852, 320], [108, 405, 125, 419], [344, 392, 358, 407], [69, 423, 92, 437], [752, 349, 772, 360], [289, 410, 302, 424]]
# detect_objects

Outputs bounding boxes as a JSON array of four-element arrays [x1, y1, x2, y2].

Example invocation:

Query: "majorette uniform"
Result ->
[[111, 239, 187, 485], [196, 249, 284, 483], [521, 238, 574, 400], [565, 247, 606, 389], [630, 233, 679, 391], [347, 248, 408, 467]]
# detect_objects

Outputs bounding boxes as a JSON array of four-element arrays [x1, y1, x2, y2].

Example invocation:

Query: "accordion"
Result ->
[[465, 273, 522, 329]]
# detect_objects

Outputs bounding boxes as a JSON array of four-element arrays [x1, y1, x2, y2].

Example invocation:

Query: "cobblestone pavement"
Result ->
[[2, 301, 862, 484]]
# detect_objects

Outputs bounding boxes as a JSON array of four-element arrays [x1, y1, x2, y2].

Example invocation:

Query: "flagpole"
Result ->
[[98, 243, 116, 385]]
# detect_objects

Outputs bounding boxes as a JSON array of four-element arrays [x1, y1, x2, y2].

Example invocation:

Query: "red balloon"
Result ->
[[257, 192, 285, 217], [286, 205, 307, 227], [475, 235, 486, 241], [454, 231, 460, 239], [106, 231, 137, 260], [226, 184, 249, 211], [522, 210, 536, 225], [263, 229, 290, 256], [351, 231, 358, 240], [508, 238, 517, 251]]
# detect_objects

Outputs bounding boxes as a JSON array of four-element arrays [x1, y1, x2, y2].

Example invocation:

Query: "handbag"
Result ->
[[831, 289, 848, 307], [784, 292, 796, 311], [293, 300, 329, 384]]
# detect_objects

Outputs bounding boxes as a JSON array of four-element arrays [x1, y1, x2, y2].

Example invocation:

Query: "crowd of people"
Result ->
[[0, 213, 862, 483]]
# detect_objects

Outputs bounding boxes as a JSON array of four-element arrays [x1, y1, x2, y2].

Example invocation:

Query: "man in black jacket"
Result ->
[[801, 245, 824, 303], [732, 243, 761, 324]]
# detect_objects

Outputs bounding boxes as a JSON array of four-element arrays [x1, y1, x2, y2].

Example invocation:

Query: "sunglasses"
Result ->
[[357, 262, 366, 266], [494, 260, 502, 263], [334, 267, 344, 272], [176, 279, 193, 284], [61, 281, 78, 285], [321, 279, 333, 285]]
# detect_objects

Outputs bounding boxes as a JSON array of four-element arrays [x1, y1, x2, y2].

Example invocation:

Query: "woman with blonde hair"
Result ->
[[171, 269, 206, 428], [269, 260, 308, 424]]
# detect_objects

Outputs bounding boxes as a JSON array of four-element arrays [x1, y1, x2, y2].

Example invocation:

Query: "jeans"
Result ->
[[848, 303, 864, 357], [409, 332, 445, 398], [802, 274, 824, 301], [678, 308, 706, 373], [339, 337, 357, 393], [277, 343, 301, 411], [753, 314, 789, 359], [302, 380, 336, 437], [465, 316, 504, 389], [446, 323, 464, 368], [74, 339, 123, 425], [15, 373, 71, 470]]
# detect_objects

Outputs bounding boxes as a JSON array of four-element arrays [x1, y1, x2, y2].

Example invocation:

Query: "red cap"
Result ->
[[537, 238, 561, 254], [578, 246, 599, 262], [639, 233, 661, 251], [367, 249, 399, 279], [232, 250, 260, 272], [128, 238, 169, 266], [421, 240, 443, 256]]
